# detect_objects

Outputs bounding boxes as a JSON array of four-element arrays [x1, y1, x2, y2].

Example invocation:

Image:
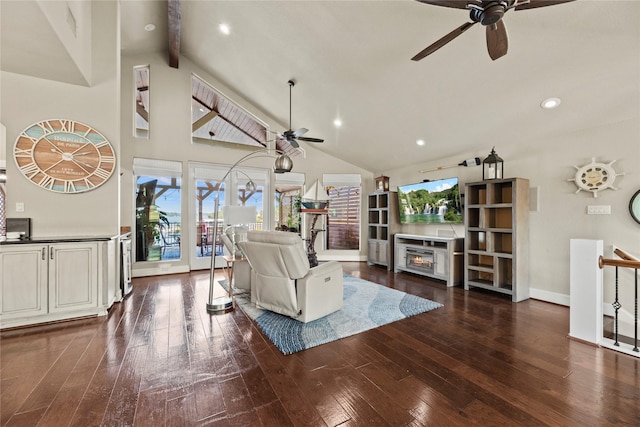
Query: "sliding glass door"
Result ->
[[189, 163, 270, 270]]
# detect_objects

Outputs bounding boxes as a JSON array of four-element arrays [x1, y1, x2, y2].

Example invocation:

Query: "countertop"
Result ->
[[0, 235, 117, 246]]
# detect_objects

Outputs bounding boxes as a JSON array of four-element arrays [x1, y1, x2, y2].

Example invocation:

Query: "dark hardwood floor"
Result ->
[[1, 262, 639, 426]]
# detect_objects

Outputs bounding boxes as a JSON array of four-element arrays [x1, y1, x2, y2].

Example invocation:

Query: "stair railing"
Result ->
[[598, 248, 640, 353]]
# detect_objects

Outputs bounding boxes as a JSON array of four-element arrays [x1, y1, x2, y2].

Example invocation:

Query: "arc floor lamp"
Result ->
[[207, 148, 294, 314]]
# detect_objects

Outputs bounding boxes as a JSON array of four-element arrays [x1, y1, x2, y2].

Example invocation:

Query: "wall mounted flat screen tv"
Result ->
[[397, 177, 462, 224]]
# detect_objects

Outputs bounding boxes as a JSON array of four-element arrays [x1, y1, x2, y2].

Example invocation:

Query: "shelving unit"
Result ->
[[367, 192, 400, 270], [465, 178, 529, 302]]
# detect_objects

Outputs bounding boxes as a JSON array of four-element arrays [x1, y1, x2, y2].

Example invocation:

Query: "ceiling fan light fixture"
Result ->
[[541, 97, 561, 109]]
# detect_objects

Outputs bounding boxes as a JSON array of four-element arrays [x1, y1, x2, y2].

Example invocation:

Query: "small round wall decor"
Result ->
[[14, 119, 116, 193], [568, 157, 622, 198]]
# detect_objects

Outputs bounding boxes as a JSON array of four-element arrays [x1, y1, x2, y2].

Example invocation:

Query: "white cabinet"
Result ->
[[0, 245, 48, 320], [0, 239, 115, 329]]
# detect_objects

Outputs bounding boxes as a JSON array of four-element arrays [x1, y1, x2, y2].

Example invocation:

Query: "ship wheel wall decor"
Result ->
[[568, 158, 623, 198]]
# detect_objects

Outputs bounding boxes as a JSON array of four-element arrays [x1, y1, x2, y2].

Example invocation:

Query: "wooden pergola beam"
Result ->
[[136, 101, 149, 122], [192, 96, 266, 147], [192, 109, 219, 132]]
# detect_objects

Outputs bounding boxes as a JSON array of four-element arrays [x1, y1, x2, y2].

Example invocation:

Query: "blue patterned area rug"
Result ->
[[221, 275, 442, 355]]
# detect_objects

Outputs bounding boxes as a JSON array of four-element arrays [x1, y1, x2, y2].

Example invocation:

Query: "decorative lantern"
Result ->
[[482, 147, 504, 180], [375, 176, 390, 192]]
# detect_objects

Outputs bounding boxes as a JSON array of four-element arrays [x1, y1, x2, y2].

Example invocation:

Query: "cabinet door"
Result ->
[[434, 250, 448, 278], [367, 240, 378, 264], [49, 243, 98, 313], [0, 245, 48, 319], [377, 241, 388, 265]]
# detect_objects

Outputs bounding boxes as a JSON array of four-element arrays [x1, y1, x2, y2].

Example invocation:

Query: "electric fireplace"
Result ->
[[405, 248, 434, 275]]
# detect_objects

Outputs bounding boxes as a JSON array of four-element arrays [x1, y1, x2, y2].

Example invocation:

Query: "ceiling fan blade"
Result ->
[[298, 136, 324, 143], [287, 138, 300, 148], [514, 0, 576, 11], [486, 20, 508, 60], [415, 0, 478, 10], [292, 128, 309, 138], [412, 21, 476, 61]]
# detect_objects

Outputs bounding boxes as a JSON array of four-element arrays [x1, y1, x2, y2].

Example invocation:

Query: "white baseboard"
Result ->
[[133, 263, 190, 278], [529, 287, 570, 306]]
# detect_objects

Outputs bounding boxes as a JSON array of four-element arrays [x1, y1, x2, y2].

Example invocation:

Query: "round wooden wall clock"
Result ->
[[568, 157, 622, 198], [14, 119, 116, 193]]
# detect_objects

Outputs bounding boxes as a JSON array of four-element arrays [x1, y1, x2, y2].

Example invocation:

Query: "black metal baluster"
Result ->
[[634, 268, 638, 352], [613, 266, 620, 346]]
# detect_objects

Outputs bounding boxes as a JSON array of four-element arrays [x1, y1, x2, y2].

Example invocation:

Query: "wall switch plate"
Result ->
[[16, 202, 24, 212], [587, 205, 611, 215]]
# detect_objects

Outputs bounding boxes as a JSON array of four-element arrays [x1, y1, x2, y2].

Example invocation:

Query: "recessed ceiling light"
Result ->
[[219, 23, 231, 35], [541, 97, 561, 109], [333, 118, 342, 128], [416, 139, 426, 146], [144, 23, 156, 32]]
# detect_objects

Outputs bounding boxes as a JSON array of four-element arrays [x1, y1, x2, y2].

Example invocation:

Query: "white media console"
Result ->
[[394, 234, 464, 287]]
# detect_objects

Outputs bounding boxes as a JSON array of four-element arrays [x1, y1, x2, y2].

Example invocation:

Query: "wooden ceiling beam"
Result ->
[[168, 0, 181, 68]]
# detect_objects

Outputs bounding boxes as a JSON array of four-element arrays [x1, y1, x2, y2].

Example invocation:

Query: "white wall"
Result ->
[[385, 117, 640, 304], [120, 52, 373, 276], [0, 2, 119, 237]]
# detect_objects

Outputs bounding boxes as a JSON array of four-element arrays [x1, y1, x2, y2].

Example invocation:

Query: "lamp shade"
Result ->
[[223, 205, 256, 225], [274, 154, 294, 174], [245, 180, 257, 193]]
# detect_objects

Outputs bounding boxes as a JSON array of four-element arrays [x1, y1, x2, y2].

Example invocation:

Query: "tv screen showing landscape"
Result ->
[[397, 177, 462, 224]]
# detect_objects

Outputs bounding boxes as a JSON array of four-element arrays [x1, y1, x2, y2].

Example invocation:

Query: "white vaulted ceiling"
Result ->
[[3, 1, 640, 173]]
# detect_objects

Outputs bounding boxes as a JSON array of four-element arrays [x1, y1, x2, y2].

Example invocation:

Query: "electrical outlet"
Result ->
[[587, 205, 611, 215], [16, 202, 24, 212]]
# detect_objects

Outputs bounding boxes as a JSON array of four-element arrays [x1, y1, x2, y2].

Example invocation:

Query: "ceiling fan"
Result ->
[[278, 80, 324, 149], [412, 0, 575, 61]]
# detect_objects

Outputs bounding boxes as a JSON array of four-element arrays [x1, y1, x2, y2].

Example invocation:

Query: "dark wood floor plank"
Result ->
[[17, 329, 96, 414], [133, 386, 166, 426], [69, 364, 122, 427], [101, 344, 148, 426], [166, 392, 198, 426], [218, 375, 254, 418], [279, 348, 353, 426], [247, 345, 327, 426], [0, 263, 638, 426], [396, 375, 473, 427], [193, 377, 225, 421], [254, 399, 296, 427], [4, 406, 47, 427]]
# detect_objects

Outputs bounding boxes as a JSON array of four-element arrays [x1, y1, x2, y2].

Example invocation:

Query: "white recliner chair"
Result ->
[[237, 230, 343, 323]]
